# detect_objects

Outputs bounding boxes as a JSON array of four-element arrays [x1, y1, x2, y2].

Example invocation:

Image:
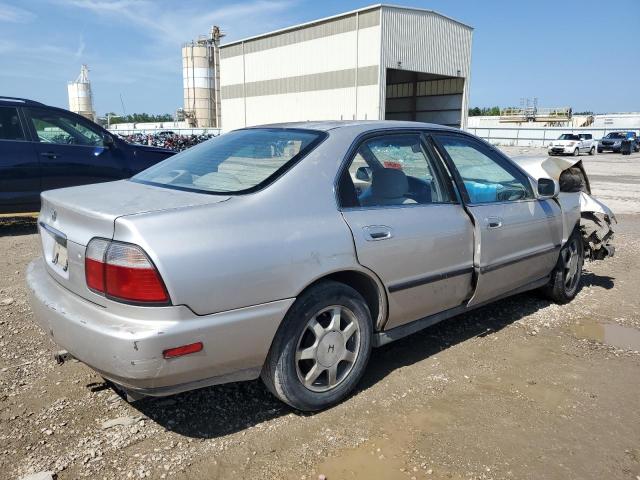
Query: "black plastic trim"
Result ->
[[387, 266, 473, 293], [374, 275, 551, 347], [479, 245, 560, 274]]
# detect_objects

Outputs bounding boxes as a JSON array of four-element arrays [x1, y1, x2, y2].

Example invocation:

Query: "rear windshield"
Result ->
[[132, 128, 325, 194]]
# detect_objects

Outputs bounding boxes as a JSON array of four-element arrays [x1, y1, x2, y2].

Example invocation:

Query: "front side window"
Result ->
[[26, 108, 105, 146], [339, 134, 454, 208], [133, 128, 324, 194], [0, 106, 25, 141], [435, 135, 533, 204]]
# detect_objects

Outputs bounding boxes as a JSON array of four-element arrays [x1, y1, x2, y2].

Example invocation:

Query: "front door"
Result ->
[[0, 106, 40, 213], [24, 107, 125, 192], [432, 133, 563, 306], [338, 132, 475, 329]]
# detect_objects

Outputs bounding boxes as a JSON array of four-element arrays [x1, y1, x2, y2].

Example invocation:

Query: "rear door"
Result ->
[[0, 105, 40, 213], [24, 107, 126, 191], [432, 133, 563, 306], [338, 131, 475, 329]]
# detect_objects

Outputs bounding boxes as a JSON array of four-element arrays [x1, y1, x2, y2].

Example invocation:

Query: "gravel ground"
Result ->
[[1, 150, 639, 480]]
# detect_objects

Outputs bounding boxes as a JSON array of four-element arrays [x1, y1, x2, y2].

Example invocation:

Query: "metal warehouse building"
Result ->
[[219, 4, 473, 131]]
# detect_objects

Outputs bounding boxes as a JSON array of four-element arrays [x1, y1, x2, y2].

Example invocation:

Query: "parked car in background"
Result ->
[[27, 121, 615, 411], [0, 97, 175, 214], [598, 131, 640, 153], [547, 133, 595, 156]]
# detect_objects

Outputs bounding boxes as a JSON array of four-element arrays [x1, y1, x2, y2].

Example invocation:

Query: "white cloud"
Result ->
[[0, 2, 36, 23], [51, 0, 297, 45]]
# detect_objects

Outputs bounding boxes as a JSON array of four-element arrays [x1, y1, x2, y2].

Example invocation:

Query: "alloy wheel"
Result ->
[[295, 305, 360, 393], [563, 238, 581, 292]]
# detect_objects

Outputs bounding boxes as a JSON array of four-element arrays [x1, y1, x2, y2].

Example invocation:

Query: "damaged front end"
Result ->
[[578, 192, 616, 261], [513, 155, 616, 262]]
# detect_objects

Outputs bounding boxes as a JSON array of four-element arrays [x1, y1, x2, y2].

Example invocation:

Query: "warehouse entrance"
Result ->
[[384, 69, 465, 127]]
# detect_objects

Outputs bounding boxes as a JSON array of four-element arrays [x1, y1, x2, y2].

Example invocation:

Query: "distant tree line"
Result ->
[[468, 106, 501, 116], [106, 112, 174, 124]]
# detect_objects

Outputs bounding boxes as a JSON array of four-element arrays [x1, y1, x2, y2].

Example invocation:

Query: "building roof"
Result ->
[[221, 4, 473, 49]]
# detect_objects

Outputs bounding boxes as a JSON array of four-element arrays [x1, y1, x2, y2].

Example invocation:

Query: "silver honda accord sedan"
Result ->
[[27, 121, 592, 411]]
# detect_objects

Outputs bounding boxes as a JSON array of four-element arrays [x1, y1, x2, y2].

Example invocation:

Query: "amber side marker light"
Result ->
[[162, 342, 204, 359]]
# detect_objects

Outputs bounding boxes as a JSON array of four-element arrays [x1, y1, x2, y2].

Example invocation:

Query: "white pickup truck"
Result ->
[[548, 133, 596, 156]]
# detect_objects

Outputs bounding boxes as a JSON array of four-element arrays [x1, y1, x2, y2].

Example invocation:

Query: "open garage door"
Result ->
[[384, 69, 465, 128]]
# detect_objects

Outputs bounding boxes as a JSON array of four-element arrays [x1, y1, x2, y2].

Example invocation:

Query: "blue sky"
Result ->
[[0, 0, 638, 116]]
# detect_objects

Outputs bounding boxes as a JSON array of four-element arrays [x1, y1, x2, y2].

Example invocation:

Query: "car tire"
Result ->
[[589, 146, 595, 155], [573, 148, 579, 156], [597, 148, 603, 154], [541, 229, 584, 304], [261, 280, 373, 411]]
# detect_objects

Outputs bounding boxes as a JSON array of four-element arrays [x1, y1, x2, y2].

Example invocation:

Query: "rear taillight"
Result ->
[[85, 238, 169, 304]]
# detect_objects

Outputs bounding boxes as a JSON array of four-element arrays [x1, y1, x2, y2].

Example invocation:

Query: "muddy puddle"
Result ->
[[571, 319, 640, 351]]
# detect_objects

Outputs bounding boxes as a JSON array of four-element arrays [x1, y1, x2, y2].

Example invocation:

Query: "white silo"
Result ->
[[68, 65, 95, 121], [182, 26, 223, 128]]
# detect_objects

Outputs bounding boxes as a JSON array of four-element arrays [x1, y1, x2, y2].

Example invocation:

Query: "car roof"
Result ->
[[0, 96, 45, 107], [246, 120, 461, 133]]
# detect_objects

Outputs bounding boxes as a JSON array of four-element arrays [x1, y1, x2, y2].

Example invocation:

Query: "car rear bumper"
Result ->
[[26, 258, 294, 396]]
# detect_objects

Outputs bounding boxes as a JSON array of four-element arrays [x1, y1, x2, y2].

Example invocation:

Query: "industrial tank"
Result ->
[[67, 65, 95, 121], [182, 26, 223, 128]]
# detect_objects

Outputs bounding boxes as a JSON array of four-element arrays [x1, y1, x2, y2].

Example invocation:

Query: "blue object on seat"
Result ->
[[463, 180, 498, 203]]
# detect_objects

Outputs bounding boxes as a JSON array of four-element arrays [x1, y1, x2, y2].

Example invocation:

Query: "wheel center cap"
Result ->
[[317, 331, 345, 368]]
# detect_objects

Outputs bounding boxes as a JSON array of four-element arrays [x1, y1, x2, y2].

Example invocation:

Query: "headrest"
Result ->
[[371, 168, 409, 199]]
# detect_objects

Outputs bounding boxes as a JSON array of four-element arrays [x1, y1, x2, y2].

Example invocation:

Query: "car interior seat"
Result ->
[[359, 168, 417, 206]]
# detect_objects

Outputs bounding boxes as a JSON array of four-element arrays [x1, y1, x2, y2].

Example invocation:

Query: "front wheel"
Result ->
[[261, 281, 373, 411], [573, 148, 580, 156], [597, 148, 603, 154], [541, 230, 584, 304], [589, 146, 595, 155]]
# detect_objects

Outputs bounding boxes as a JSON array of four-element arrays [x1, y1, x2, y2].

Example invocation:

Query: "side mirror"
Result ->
[[103, 133, 115, 148], [537, 178, 558, 199], [355, 166, 372, 182]]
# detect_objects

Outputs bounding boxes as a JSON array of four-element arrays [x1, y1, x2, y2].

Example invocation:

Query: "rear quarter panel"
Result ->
[[112, 134, 363, 316]]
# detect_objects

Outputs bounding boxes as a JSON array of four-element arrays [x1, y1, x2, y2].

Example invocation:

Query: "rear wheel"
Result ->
[[261, 281, 372, 411], [541, 229, 584, 304]]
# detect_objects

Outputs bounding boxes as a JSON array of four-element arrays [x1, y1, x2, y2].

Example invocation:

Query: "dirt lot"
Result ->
[[1, 150, 639, 480]]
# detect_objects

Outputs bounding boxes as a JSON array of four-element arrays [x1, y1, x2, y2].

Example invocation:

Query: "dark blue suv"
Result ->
[[0, 97, 174, 214]]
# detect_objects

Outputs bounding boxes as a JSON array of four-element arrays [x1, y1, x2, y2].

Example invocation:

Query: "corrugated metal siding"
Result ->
[[220, 8, 380, 59], [380, 7, 472, 77], [222, 66, 378, 99], [380, 6, 473, 127]]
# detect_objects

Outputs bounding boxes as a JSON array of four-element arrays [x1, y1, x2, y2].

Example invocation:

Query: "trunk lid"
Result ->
[[38, 180, 229, 305]]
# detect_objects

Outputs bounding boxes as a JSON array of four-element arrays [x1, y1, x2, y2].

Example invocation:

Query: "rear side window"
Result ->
[[26, 107, 105, 146], [133, 128, 325, 194], [0, 107, 25, 141], [339, 134, 454, 208]]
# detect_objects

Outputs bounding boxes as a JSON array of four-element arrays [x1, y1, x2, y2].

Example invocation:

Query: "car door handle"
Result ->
[[363, 225, 393, 241], [40, 152, 61, 159], [486, 216, 503, 229]]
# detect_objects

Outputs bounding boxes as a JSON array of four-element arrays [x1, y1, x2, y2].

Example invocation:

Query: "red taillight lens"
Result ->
[[85, 239, 169, 304], [85, 238, 109, 292], [163, 342, 203, 359]]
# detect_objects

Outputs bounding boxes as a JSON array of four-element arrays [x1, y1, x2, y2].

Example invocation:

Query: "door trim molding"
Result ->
[[387, 266, 473, 293], [479, 245, 560, 275], [374, 275, 550, 347]]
